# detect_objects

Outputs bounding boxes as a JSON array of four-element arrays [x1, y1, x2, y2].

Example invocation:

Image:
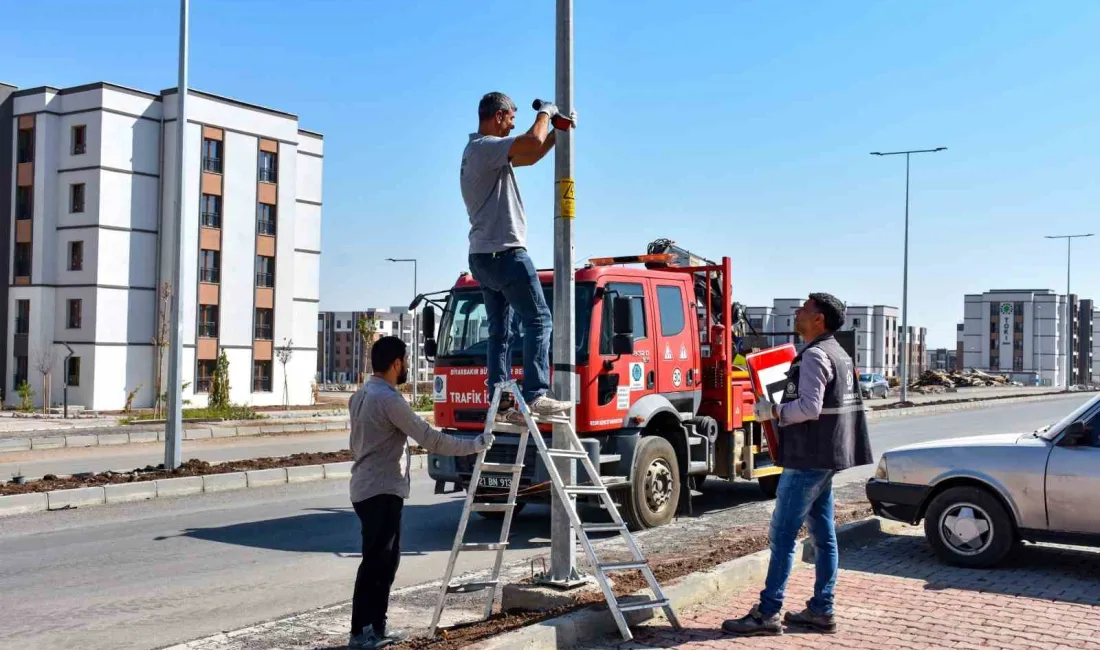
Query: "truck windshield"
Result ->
[[438, 284, 594, 365]]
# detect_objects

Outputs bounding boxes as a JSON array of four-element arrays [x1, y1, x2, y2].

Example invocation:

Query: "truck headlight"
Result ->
[[873, 456, 889, 481]]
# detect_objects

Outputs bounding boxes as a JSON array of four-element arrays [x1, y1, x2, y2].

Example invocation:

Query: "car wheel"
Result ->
[[758, 474, 780, 499], [923, 486, 1016, 568], [621, 436, 680, 531]]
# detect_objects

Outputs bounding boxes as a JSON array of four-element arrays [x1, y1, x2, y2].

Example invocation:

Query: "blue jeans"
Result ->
[[758, 468, 838, 617], [468, 248, 551, 403]]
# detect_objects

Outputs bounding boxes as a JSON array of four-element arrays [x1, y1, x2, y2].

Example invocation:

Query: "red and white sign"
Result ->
[[745, 344, 797, 463]]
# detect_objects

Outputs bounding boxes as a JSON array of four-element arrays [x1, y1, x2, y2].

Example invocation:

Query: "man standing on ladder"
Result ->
[[347, 336, 495, 649], [460, 92, 576, 422], [723, 293, 873, 637]]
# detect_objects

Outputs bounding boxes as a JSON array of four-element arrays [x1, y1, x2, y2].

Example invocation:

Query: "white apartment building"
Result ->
[[961, 289, 1075, 386], [1093, 309, 1100, 383], [6, 81, 322, 410], [843, 305, 900, 377]]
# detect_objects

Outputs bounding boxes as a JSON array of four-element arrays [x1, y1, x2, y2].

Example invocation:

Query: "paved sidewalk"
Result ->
[[584, 528, 1100, 650]]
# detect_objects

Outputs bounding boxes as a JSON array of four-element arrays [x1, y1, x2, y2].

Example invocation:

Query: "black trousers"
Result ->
[[351, 494, 403, 636]]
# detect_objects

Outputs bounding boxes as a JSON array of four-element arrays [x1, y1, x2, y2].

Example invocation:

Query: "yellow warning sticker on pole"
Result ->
[[558, 178, 576, 219]]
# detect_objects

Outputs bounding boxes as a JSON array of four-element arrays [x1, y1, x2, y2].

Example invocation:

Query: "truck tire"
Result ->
[[621, 436, 680, 531], [758, 474, 780, 499], [923, 486, 1016, 568], [475, 502, 526, 520]]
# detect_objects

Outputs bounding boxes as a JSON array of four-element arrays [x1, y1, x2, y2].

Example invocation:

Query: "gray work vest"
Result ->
[[776, 334, 874, 471]]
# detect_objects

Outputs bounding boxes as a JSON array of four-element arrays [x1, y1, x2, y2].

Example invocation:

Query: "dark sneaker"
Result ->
[[784, 607, 837, 633], [379, 627, 409, 644], [721, 606, 782, 636], [347, 627, 409, 649], [528, 395, 572, 417]]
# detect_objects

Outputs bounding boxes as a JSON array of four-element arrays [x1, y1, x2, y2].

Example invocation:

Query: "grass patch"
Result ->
[[122, 404, 263, 423]]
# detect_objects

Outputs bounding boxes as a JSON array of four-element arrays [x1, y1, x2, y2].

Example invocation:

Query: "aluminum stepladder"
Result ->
[[428, 380, 680, 642]]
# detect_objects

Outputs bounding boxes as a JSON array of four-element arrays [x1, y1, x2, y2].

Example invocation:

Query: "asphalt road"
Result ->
[[0, 395, 1090, 650]]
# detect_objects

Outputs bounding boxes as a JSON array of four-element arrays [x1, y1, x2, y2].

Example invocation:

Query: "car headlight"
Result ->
[[873, 456, 889, 481]]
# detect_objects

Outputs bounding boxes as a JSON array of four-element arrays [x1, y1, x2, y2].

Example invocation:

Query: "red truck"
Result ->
[[420, 240, 780, 531]]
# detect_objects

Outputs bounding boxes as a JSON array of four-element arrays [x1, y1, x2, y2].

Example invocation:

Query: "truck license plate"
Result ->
[[478, 475, 512, 489]]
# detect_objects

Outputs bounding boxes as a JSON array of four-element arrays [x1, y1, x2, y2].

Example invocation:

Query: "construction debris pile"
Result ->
[[909, 369, 1011, 391]]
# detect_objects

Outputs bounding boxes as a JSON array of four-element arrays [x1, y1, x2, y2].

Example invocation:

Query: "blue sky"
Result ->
[[3, 1, 1098, 347]]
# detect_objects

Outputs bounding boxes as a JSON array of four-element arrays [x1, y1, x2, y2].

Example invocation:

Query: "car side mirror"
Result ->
[[1060, 421, 1090, 447]]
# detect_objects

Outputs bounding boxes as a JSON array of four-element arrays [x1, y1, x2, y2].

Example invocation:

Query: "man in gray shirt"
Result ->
[[460, 92, 575, 421], [347, 336, 493, 649]]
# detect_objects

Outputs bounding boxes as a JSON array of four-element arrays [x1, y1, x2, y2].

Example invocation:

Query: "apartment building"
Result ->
[[1077, 299, 1094, 384], [898, 324, 928, 380], [959, 289, 1091, 386], [929, 347, 958, 371], [0, 83, 14, 393], [843, 305, 901, 377], [5, 81, 322, 410], [317, 308, 433, 385], [1093, 308, 1100, 384]]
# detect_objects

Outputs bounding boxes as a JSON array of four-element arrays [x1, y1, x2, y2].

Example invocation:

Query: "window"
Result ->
[[656, 285, 685, 337], [71, 125, 87, 155], [68, 241, 84, 271], [14, 243, 31, 277], [15, 186, 32, 220], [200, 250, 220, 283], [202, 139, 222, 173], [199, 305, 218, 338], [599, 282, 647, 355], [201, 194, 221, 228], [258, 151, 278, 183], [196, 360, 215, 393], [255, 308, 273, 340], [253, 360, 272, 392], [67, 299, 82, 329], [853, 318, 861, 327], [17, 128, 33, 163], [14, 356, 28, 388], [256, 255, 275, 287], [65, 357, 80, 387], [70, 183, 85, 213], [15, 301, 30, 335], [257, 203, 276, 235]]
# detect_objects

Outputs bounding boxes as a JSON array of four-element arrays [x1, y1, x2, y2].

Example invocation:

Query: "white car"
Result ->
[[866, 394, 1100, 567]]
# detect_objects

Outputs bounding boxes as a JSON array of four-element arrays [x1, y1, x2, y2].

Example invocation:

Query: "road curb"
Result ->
[[471, 516, 911, 650], [865, 391, 1082, 421], [0, 455, 414, 518], [0, 420, 352, 453]]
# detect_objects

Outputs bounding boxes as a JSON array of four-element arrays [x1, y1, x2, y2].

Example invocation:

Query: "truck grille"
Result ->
[[454, 409, 488, 424]]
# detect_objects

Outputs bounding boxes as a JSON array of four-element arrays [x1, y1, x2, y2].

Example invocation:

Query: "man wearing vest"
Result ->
[[722, 293, 873, 637]]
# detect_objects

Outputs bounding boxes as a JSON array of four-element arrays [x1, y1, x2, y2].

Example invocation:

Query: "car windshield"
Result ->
[[1040, 393, 1100, 440], [859, 374, 873, 382], [437, 283, 595, 365]]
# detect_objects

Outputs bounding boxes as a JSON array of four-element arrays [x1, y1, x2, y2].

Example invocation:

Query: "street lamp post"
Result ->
[[387, 258, 419, 403], [1045, 233, 1093, 389], [871, 147, 946, 403]]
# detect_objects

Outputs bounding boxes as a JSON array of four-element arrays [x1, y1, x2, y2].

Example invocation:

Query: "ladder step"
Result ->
[[565, 485, 608, 496], [599, 561, 649, 572], [599, 454, 622, 464], [461, 543, 509, 551], [480, 462, 523, 473], [617, 598, 670, 613], [581, 522, 627, 534], [547, 449, 588, 459], [446, 580, 499, 594], [490, 422, 530, 434], [470, 503, 515, 513]]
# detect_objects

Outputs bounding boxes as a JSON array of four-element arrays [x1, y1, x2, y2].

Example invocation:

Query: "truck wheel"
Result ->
[[475, 502, 526, 520], [923, 486, 1015, 568], [758, 474, 780, 499], [621, 436, 680, 531]]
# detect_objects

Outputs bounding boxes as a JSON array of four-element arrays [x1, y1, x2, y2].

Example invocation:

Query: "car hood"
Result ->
[[888, 432, 1030, 453]]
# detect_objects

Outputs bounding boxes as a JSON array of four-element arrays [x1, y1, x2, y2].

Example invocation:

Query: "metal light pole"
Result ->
[[548, 0, 579, 586], [165, 0, 189, 470], [871, 147, 946, 403], [387, 258, 419, 401], [1045, 233, 1093, 389]]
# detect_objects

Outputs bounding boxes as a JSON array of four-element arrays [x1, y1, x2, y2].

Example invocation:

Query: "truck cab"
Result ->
[[424, 251, 779, 530]]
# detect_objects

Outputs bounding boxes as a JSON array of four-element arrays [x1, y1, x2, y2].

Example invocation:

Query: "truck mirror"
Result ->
[[423, 305, 436, 339], [612, 334, 634, 356], [424, 340, 438, 359], [613, 297, 634, 336]]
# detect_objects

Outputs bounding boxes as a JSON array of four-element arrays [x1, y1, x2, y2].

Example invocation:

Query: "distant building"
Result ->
[[1093, 308, 1100, 384], [843, 305, 901, 377], [897, 325, 928, 380], [317, 308, 433, 385], [960, 289, 1094, 386], [930, 348, 958, 372]]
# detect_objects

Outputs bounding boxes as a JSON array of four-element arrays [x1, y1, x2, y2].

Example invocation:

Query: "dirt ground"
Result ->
[[398, 502, 873, 650]]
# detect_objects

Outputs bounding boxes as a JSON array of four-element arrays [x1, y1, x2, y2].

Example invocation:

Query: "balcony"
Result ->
[[199, 321, 218, 338], [257, 219, 276, 236], [258, 168, 277, 183], [200, 268, 220, 284], [255, 324, 273, 340], [201, 212, 221, 228], [203, 157, 223, 174], [195, 377, 212, 393], [255, 272, 274, 288], [15, 317, 28, 335], [252, 377, 272, 392]]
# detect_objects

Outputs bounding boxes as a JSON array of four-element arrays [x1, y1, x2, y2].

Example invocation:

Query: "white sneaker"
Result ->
[[528, 395, 572, 417]]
